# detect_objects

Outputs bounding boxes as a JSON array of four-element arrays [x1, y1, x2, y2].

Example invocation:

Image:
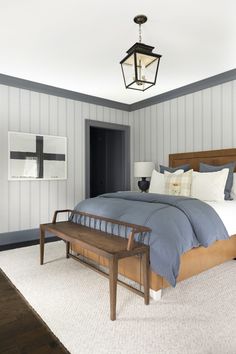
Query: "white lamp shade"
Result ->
[[134, 161, 155, 178]]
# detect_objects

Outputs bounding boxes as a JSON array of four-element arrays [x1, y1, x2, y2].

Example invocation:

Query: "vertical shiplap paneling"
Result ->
[[8, 87, 20, 232], [81, 102, 89, 200], [128, 111, 134, 189], [193, 91, 203, 151], [97, 105, 104, 122], [0, 85, 130, 233], [66, 99, 75, 209], [74, 101, 83, 202], [103, 106, 110, 123], [222, 82, 233, 148], [48, 95, 59, 221], [185, 94, 194, 152], [211, 85, 222, 149], [139, 109, 145, 161], [131, 110, 139, 191], [89, 103, 97, 121], [170, 99, 178, 154], [202, 88, 212, 150], [0, 85, 9, 233], [157, 103, 164, 166], [177, 96, 186, 153], [1, 79, 235, 233], [115, 109, 122, 125], [30, 92, 40, 229], [124, 111, 130, 126], [19, 90, 31, 230], [151, 105, 157, 167], [145, 106, 152, 161], [131, 80, 236, 171], [163, 101, 171, 164], [109, 108, 116, 124], [39, 94, 50, 224], [57, 97, 67, 222]]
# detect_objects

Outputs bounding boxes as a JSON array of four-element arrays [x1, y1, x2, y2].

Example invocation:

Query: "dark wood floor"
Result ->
[[0, 269, 70, 354]]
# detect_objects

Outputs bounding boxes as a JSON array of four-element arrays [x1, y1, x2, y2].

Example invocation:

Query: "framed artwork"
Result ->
[[8, 132, 67, 180]]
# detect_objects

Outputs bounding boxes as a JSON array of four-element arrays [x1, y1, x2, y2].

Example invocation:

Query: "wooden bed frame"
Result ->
[[72, 148, 236, 293]]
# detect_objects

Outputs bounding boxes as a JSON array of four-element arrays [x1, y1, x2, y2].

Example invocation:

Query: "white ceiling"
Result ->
[[0, 0, 235, 104]]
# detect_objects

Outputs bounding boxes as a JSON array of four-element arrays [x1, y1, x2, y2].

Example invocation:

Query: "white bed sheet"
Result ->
[[206, 200, 236, 237]]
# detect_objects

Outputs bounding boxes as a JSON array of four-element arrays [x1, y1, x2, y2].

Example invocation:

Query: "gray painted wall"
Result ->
[[0, 85, 130, 234], [0, 76, 235, 238], [130, 80, 236, 189]]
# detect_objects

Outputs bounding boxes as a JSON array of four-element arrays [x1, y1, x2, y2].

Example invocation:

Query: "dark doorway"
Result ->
[[86, 120, 130, 198]]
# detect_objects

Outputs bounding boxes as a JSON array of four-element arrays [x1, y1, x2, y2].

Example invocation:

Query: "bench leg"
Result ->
[[40, 227, 45, 265], [142, 250, 150, 305], [66, 241, 70, 258], [109, 257, 118, 321]]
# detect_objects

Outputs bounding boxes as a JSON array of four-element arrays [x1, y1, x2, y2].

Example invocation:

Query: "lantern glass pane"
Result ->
[[121, 53, 135, 87], [136, 52, 159, 84]]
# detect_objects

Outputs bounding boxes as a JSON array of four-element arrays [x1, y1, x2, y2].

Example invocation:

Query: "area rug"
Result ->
[[0, 241, 235, 354]]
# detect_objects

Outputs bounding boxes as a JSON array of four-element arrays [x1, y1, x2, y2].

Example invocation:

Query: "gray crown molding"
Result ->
[[130, 68, 236, 111], [0, 69, 235, 113], [0, 73, 130, 112]]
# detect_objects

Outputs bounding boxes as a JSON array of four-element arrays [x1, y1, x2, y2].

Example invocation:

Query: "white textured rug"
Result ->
[[0, 241, 236, 354]]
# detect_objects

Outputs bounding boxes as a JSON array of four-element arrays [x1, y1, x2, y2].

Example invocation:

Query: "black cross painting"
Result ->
[[8, 132, 67, 180]]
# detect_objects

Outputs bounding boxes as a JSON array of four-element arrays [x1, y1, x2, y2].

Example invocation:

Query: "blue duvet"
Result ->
[[72, 192, 228, 286]]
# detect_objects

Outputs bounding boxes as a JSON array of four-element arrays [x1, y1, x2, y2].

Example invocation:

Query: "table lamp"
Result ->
[[134, 161, 155, 192]]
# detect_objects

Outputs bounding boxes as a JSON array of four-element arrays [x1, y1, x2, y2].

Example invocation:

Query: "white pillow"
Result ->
[[164, 169, 193, 197], [191, 168, 229, 201], [149, 169, 184, 194]]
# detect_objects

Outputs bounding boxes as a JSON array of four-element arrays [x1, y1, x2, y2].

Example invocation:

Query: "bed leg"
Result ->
[[149, 288, 162, 301], [66, 241, 70, 258]]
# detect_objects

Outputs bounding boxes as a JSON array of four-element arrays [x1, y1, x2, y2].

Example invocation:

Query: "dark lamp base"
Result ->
[[138, 178, 150, 192]]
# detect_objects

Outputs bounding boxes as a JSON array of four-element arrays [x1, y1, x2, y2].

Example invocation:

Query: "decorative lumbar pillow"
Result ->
[[164, 170, 193, 197], [191, 168, 229, 201], [199, 162, 235, 200], [149, 169, 184, 194], [160, 164, 190, 174]]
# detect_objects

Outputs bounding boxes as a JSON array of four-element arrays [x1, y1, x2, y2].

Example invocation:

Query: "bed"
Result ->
[[71, 148, 236, 295]]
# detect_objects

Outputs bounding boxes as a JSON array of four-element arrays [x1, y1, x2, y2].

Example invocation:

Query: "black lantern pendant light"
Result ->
[[120, 15, 162, 91]]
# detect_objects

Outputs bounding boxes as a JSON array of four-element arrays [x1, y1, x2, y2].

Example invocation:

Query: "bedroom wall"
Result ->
[[1, 75, 235, 235], [0, 85, 130, 234], [130, 80, 236, 189]]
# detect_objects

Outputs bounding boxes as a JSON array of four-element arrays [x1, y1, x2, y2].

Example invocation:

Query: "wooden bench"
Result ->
[[40, 210, 151, 321]]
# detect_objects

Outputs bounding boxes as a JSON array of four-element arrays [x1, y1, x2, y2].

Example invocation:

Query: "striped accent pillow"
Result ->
[[164, 170, 193, 196]]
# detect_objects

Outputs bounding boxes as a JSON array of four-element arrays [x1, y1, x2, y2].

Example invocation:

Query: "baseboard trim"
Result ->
[[0, 228, 57, 247], [0, 236, 59, 251]]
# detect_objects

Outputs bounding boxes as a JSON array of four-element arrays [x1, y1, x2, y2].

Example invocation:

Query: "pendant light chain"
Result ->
[[139, 23, 142, 43]]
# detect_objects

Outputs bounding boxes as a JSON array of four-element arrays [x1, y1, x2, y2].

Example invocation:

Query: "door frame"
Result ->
[[85, 119, 130, 198]]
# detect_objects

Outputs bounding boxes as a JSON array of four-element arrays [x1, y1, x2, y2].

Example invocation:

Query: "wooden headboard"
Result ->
[[169, 148, 236, 172]]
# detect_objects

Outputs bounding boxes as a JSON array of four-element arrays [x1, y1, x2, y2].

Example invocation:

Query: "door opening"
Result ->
[[86, 120, 130, 198]]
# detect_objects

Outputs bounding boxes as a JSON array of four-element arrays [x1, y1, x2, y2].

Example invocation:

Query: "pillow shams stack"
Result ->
[[148, 161, 235, 201], [149, 164, 191, 195]]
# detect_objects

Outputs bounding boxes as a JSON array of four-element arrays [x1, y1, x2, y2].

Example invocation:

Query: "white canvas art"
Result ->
[[8, 132, 67, 180]]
